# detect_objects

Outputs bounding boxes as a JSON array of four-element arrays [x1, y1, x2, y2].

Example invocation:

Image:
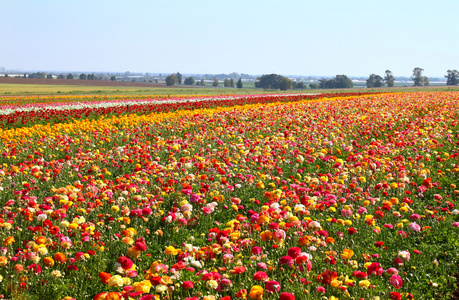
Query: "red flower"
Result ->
[[389, 292, 402, 300], [253, 271, 269, 281], [287, 247, 302, 259], [348, 227, 357, 235], [279, 292, 295, 300], [374, 241, 383, 248]]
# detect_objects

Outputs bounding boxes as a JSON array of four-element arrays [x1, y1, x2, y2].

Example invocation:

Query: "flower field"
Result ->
[[0, 92, 458, 300]]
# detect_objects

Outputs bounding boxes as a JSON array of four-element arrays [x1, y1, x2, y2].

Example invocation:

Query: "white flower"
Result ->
[[37, 214, 47, 221]]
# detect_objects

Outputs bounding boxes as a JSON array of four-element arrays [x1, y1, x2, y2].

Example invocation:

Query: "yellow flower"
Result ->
[[359, 280, 370, 288], [108, 275, 124, 287], [165, 246, 180, 256]]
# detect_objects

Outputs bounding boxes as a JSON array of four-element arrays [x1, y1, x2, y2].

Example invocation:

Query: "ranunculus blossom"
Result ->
[[390, 274, 403, 289], [265, 280, 281, 292], [279, 292, 295, 300], [409, 222, 421, 232]]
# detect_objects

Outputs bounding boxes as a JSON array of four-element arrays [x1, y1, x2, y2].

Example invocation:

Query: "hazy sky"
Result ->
[[1, 0, 457, 77]]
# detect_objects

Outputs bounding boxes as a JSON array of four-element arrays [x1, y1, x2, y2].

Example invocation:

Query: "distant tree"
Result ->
[[212, 78, 219, 87], [309, 83, 320, 89], [295, 82, 306, 89], [28, 72, 46, 79], [201, 78, 205, 86], [423, 76, 429, 86], [166, 74, 178, 86], [79, 73, 87, 80], [66, 74, 74, 80], [57, 74, 65, 79], [446, 70, 459, 85], [176, 72, 182, 85], [223, 78, 231, 87], [88, 74, 96, 80], [237, 78, 243, 88], [46, 74, 53, 79], [195, 80, 201, 86], [384, 70, 395, 87], [412, 67, 424, 86], [366, 74, 384, 88], [4, 74, 8, 78], [230, 78, 235, 88], [335, 75, 353, 88], [255, 74, 292, 90], [110, 76, 116, 81], [184, 76, 195, 85], [279, 77, 293, 91]]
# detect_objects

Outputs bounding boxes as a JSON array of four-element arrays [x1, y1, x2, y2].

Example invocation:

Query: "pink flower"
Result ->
[[453, 222, 459, 228], [386, 267, 399, 275], [265, 280, 281, 292], [409, 214, 421, 220], [409, 222, 421, 232], [398, 251, 411, 261], [390, 274, 403, 289], [315, 286, 326, 293], [279, 256, 294, 267], [257, 262, 268, 269], [252, 246, 262, 255]]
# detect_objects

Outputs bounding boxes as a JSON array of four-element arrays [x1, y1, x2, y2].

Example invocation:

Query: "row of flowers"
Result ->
[[0, 92, 458, 300], [0, 92, 375, 129]]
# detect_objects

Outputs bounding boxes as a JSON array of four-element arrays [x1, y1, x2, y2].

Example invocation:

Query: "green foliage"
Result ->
[[110, 76, 116, 81], [66, 74, 74, 80], [165, 74, 178, 86], [212, 78, 219, 87], [294, 81, 306, 89], [423, 76, 429, 86], [446, 70, 459, 86], [87, 74, 96, 80], [184, 76, 195, 85], [176, 72, 182, 85], [79, 73, 87, 80], [309, 83, 320, 89], [237, 78, 243, 88], [223, 78, 231, 87], [230, 78, 235, 88], [366, 74, 384, 88], [412, 67, 425, 86], [46, 74, 53, 79], [279, 77, 293, 91], [57, 74, 65, 79], [384, 70, 395, 87]]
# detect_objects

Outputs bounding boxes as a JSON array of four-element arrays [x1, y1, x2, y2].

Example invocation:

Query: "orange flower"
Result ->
[[248, 285, 263, 300], [43, 257, 54, 267], [54, 252, 67, 263], [106, 292, 121, 300], [3, 236, 15, 246], [99, 272, 112, 284], [341, 249, 354, 260], [260, 231, 273, 241]]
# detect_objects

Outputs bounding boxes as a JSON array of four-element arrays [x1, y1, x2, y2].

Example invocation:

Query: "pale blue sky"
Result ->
[[0, 0, 457, 77]]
